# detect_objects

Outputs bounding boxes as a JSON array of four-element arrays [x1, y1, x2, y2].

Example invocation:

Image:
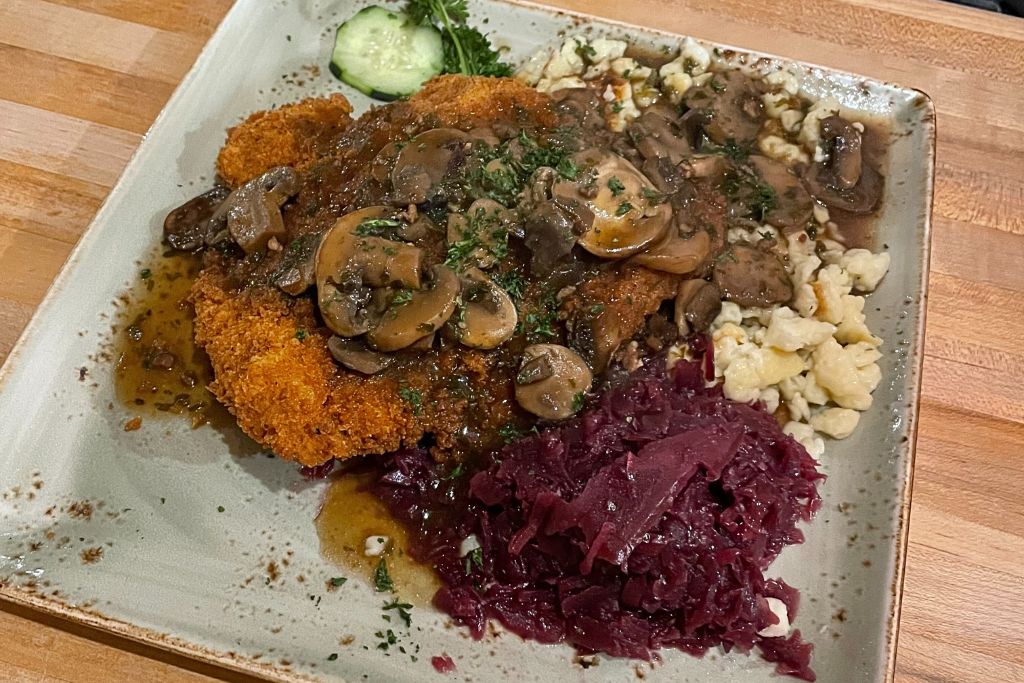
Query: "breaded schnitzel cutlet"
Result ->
[[171, 75, 738, 467]]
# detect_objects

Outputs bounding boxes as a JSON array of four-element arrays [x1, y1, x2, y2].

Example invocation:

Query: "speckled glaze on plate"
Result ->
[[0, 0, 932, 680]]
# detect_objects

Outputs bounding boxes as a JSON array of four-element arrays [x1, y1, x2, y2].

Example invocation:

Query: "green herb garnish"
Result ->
[[327, 653, 338, 661], [140, 268, 152, 280], [492, 271, 525, 300], [383, 599, 414, 627], [615, 201, 634, 217], [607, 176, 625, 197], [572, 391, 585, 413], [330, 576, 348, 587], [406, 0, 512, 76], [398, 387, 423, 415], [463, 547, 484, 575], [355, 218, 402, 237], [391, 289, 414, 306], [373, 557, 395, 593], [295, 329, 307, 341]]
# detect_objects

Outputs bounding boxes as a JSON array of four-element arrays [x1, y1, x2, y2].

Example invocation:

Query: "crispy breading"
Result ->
[[216, 94, 354, 188], [191, 265, 422, 466], [407, 75, 558, 129], [195, 76, 560, 466]]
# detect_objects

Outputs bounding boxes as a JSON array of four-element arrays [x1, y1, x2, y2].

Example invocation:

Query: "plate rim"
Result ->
[[0, 1, 936, 680]]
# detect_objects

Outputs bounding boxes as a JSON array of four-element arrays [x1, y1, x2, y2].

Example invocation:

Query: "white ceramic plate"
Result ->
[[0, 0, 932, 681]]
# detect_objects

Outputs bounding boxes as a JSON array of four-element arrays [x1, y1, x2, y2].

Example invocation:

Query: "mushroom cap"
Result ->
[[446, 198, 515, 270], [712, 244, 793, 307], [315, 206, 423, 337], [327, 336, 394, 375], [514, 344, 593, 420], [748, 156, 814, 230], [802, 116, 883, 214], [631, 227, 711, 274], [366, 265, 460, 352], [682, 70, 764, 145], [675, 279, 722, 334], [163, 185, 231, 252], [629, 110, 693, 165], [224, 166, 300, 254], [555, 149, 673, 259], [391, 128, 471, 205], [456, 268, 518, 350]]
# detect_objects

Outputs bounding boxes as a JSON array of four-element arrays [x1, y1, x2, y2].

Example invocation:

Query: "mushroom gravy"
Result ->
[[113, 252, 229, 429]]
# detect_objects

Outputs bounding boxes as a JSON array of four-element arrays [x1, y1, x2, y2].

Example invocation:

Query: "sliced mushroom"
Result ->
[[712, 244, 793, 307], [163, 186, 231, 251], [748, 156, 814, 230], [455, 268, 518, 350], [222, 167, 300, 254], [628, 110, 693, 164], [552, 88, 606, 130], [523, 200, 577, 276], [630, 228, 710, 274], [272, 232, 322, 295], [802, 116, 883, 214], [553, 149, 673, 259], [446, 198, 514, 270], [327, 336, 393, 375], [315, 206, 423, 337], [674, 279, 722, 334], [391, 128, 471, 205], [366, 265, 459, 352], [514, 344, 593, 420], [682, 70, 764, 145], [680, 154, 729, 183]]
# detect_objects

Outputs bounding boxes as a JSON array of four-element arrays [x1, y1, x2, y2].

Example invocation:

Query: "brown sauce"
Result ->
[[315, 465, 440, 604], [113, 251, 231, 428]]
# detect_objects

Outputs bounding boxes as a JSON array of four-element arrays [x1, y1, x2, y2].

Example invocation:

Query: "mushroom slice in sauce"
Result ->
[[273, 232, 322, 295], [712, 244, 793, 307], [315, 206, 422, 337], [163, 186, 231, 251], [514, 344, 593, 420], [391, 128, 471, 205], [554, 149, 673, 259], [803, 116, 884, 214], [682, 70, 764, 145], [456, 268, 518, 350], [327, 336, 394, 375], [674, 279, 722, 334], [628, 109, 693, 164], [366, 265, 460, 352], [222, 167, 300, 254], [631, 227, 711, 275], [747, 156, 814, 230], [446, 198, 515, 270]]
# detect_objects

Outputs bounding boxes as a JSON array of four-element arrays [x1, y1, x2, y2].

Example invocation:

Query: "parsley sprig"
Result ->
[[406, 0, 512, 77]]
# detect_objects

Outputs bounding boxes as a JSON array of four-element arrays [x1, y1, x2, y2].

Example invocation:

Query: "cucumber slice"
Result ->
[[329, 6, 444, 101]]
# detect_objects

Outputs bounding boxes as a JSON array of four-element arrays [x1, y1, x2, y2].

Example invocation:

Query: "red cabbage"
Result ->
[[374, 360, 823, 679]]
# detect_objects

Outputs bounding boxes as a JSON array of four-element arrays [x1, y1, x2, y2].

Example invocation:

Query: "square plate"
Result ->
[[0, 0, 932, 680]]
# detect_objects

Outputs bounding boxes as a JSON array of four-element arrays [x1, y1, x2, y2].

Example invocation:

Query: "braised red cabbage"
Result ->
[[374, 361, 823, 680]]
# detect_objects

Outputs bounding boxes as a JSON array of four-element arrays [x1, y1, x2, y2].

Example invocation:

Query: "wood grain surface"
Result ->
[[1, 0, 1022, 681]]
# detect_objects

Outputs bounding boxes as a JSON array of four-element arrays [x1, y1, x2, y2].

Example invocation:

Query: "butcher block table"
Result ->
[[1, 0, 1022, 681]]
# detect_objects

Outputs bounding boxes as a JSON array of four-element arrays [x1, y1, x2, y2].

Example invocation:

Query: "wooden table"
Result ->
[[1, 0, 1022, 680]]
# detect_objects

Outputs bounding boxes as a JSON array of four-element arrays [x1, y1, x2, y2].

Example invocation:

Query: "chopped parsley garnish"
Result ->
[[702, 138, 750, 162], [329, 576, 348, 587], [641, 187, 667, 205], [709, 78, 726, 93], [525, 311, 558, 341], [463, 547, 484, 574], [391, 289, 414, 306], [355, 218, 402, 236], [406, 0, 513, 77], [374, 628, 399, 651], [615, 201, 634, 217], [327, 653, 338, 661], [607, 176, 625, 197], [442, 463, 465, 480], [492, 271, 525, 300], [139, 268, 152, 280], [373, 557, 395, 593], [498, 423, 524, 443], [572, 391, 585, 413], [398, 387, 423, 415], [295, 329, 307, 341], [217, 505, 224, 513], [610, 101, 624, 113], [574, 39, 596, 61], [383, 599, 413, 627]]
